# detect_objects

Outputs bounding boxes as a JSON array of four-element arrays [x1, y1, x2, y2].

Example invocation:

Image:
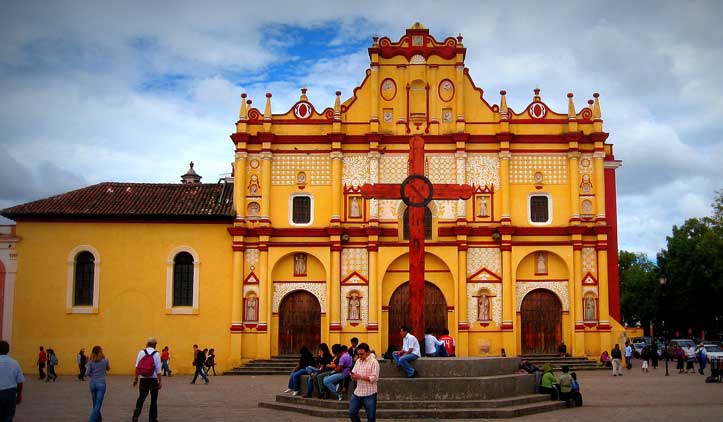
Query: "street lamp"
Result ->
[[659, 276, 669, 376]]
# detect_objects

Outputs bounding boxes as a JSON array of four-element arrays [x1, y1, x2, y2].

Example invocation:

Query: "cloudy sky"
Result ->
[[1, 0, 721, 257]]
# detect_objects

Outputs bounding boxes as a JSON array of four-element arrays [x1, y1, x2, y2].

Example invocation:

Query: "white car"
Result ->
[[703, 344, 723, 360]]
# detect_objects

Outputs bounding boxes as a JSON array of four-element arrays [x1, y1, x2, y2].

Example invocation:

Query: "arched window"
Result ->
[[403, 206, 432, 240], [74, 251, 95, 306], [173, 252, 194, 307]]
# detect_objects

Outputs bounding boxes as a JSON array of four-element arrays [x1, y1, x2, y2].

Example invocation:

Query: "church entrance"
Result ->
[[278, 290, 321, 355], [388, 281, 447, 352], [520, 289, 562, 355]]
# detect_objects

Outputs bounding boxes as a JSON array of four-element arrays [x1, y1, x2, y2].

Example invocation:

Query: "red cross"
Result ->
[[361, 136, 473, 344]]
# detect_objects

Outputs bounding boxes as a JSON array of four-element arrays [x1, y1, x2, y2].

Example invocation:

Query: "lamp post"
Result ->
[[659, 277, 669, 376]]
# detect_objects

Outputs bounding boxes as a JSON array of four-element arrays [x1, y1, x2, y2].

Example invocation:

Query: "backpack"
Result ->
[[136, 350, 157, 377], [50, 354, 59, 366]]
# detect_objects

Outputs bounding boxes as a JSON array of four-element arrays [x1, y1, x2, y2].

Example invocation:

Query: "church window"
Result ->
[[165, 246, 200, 314], [173, 252, 194, 307], [73, 251, 95, 306], [529, 194, 551, 224], [289, 193, 313, 225], [66, 246, 101, 314], [403, 206, 432, 240]]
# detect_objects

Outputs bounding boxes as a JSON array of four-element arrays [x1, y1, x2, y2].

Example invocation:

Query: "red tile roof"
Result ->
[[1, 182, 235, 221]]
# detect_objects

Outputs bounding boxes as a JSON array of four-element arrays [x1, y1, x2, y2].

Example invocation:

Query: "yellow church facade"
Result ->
[[3, 24, 625, 374]]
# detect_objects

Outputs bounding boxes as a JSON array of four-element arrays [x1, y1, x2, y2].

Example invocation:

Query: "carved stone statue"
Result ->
[[478, 294, 490, 321], [478, 196, 489, 217], [536, 252, 547, 274], [348, 293, 361, 320], [294, 253, 307, 276], [350, 196, 361, 218], [585, 296, 596, 321], [248, 175, 260, 196], [245, 296, 258, 321]]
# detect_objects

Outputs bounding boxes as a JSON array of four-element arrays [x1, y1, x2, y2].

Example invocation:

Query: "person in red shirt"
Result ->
[[438, 329, 456, 357], [161, 346, 172, 377], [37, 346, 47, 380]]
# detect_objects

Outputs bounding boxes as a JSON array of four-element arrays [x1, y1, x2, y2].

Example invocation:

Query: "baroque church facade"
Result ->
[[2, 24, 624, 373]]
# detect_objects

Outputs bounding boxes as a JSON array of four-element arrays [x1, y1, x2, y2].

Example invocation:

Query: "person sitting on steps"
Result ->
[[392, 326, 421, 378]]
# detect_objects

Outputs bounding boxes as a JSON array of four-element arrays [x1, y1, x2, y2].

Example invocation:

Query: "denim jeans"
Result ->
[[191, 364, 209, 383], [161, 360, 171, 376], [303, 367, 321, 395], [0, 388, 17, 422], [323, 371, 346, 393], [89, 380, 106, 422], [288, 368, 307, 391], [392, 352, 418, 377], [349, 393, 377, 422]]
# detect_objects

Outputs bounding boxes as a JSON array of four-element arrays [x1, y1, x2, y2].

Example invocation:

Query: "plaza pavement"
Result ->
[[13, 360, 723, 421]]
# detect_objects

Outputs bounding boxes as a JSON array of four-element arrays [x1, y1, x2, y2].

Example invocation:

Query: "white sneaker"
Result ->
[[292, 391, 300, 396], [284, 388, 293, 393]]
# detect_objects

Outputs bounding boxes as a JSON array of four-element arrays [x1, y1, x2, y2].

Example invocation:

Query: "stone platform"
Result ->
[[258, 357, 565, 419]]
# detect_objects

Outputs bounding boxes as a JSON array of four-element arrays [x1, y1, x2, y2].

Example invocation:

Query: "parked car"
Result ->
[[703, 344, 723, 360]]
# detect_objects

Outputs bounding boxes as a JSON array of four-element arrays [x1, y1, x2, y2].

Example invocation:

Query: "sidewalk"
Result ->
[[13, 363, 723, 421]]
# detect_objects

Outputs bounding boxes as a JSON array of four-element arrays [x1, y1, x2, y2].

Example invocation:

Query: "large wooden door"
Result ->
[[520, 289, 562, 355], [388, 281, 447, 353], [278, 290, 321, 355]]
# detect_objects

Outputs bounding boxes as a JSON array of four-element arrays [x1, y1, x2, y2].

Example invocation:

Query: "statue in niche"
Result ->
[[478, 196, 489, 217], [248, 174, 260, 196], [350, 197, 361, 218], [478, 293, 490, 321], [245, 296, 258, 321], [536, 252, 547, 274], [348, 293, 361, 321], [585, 296, 596, 321], [294, 253, 307, 276]]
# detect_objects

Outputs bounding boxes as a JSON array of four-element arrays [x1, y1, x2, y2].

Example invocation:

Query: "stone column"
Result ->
[[367, 245, 380, 349], [329, 246, 342, 344], [568, 152, 580, 223], [260, 151, 273, 222], [456, 247, 468, 356], [234, 152, 247, 220], [593, 151, 606, 222], [258, 241, 271, 358], [229, 249, 244, 366], [368, 151, 380, 220], [501, 240, 515, 354], [331, 151, 343, 225], [499, 151, 511, 224]]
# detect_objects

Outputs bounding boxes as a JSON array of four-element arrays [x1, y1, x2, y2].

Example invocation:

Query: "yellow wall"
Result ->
[[12, 221, 233, 374]]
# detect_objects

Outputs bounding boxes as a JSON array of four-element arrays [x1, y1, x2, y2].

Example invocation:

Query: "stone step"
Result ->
[[379, 356, 520, 378], [296, 373, 536, 401], [259, 399, 566, 419], [275, 393, 550, 409], [244, 363, 296, 368], [224, 369, 290, 375]]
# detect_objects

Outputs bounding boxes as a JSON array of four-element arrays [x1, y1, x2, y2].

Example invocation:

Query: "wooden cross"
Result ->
[[361, 136, 474, 344]]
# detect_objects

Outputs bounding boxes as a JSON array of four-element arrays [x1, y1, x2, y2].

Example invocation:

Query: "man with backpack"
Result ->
[[132, 338, 162, 422]]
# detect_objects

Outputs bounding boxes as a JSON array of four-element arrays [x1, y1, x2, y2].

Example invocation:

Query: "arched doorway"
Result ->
[[388, 281, 447, 353], [520, 289, 562, 355], [278, 291, 321, 355]]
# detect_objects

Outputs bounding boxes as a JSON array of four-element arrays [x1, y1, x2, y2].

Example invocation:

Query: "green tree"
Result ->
[[619, 250, 658, 329], [656, 190, 723, 338]]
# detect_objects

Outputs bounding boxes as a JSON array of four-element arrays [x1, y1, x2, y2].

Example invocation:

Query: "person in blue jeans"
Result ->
[[392, 325, 421, 377], [323, 345, 353, 400], [285, 346, 316, 396], [86, 345, 110, 422]]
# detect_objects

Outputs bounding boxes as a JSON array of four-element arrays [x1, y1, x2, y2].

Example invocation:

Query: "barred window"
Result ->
[[292, 196, 311, 224], [173, 252, 194, 306], [403, 207, 432, 240], [74, 251, 95, 306], [530, 195, 550, 223]]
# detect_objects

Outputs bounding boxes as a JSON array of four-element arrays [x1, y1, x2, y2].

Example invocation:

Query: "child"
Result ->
[[161, 346, 172, 377], [205, 348, 217, 376], [570, 372, 583, 407], [641, 347, 649, 372]]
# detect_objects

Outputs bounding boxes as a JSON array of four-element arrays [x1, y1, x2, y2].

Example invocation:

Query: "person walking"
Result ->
[[392, 326, 421, 378], [611, 344, 623, 376], [696, 342, 707, 375], [86, 345, 110, 422], [624, 342, 633, 370], [204, 348, 217, 376], [132, 338, 162, 422], [438, 329, 456, 357], [349, 343, 380, 422], [641, 346, 650, 373], [78, 348, 88, 381], [46, 349, 58, 382], [0, 341, 24, 421], [160, 346, 172, 377], [38, 346, 47, 380], [651, 341, 659, 369], [190, 346, 209, 385]]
